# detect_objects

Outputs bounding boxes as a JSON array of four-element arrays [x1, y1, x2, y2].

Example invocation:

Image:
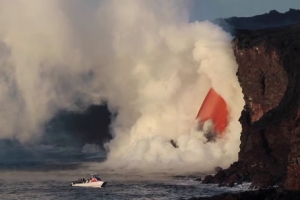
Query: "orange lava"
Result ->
[[196, 88, 228, 134]]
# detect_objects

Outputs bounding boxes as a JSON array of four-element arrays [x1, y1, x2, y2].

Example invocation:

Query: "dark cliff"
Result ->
[[236, 25, 300, 190], [203, 24, 300, 190]]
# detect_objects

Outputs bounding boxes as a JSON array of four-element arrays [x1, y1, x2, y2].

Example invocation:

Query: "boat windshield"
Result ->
[[91, 174, 102, 181]]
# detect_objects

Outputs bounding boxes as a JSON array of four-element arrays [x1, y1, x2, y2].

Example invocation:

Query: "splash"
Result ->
[[0, 0, 244, 173]]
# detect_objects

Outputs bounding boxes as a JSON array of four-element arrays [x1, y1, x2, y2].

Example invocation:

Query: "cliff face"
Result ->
[[204, 24, 300, 190], [235, 25, 298, 189]]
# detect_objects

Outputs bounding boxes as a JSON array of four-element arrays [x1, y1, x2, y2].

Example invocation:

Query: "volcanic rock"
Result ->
[[203, 23, 300, 190]]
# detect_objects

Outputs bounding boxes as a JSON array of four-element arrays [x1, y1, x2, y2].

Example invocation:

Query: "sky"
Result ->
[[189, 0, 300, 20]]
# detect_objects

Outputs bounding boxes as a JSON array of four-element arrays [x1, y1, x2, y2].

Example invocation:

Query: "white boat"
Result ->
[[71, 174, 107, 188]]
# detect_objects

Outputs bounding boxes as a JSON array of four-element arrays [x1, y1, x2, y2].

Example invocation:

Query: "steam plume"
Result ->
[[0, 0, 244, 173]]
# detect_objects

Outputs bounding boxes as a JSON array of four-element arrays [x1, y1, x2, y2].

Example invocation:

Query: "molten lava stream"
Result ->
[[196, 88, 228, 137]]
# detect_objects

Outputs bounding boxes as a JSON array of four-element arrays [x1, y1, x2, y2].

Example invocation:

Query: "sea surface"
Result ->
[[0, 170, 252, 200], [0, 144, 251, 200]]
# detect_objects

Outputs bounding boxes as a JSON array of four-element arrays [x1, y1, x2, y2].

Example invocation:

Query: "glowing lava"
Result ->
[[196, 88, 228, 138]]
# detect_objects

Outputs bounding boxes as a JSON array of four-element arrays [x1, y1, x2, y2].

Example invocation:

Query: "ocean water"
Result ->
[[0, 144, 251, 200], [0, 170, 252, 200]]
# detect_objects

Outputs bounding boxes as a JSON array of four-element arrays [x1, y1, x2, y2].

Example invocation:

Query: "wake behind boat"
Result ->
[[71, 174, 107, 188]]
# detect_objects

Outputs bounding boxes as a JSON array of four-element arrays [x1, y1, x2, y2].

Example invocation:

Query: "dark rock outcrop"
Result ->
[[44, 105, 113, 148], [203, 23, 300, 190]]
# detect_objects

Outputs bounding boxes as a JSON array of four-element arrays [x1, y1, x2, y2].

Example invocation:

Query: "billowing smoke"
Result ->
[[0, 0, 244, 174]]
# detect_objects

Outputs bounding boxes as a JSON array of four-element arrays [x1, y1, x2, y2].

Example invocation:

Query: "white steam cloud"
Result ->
[[0, 0, 244, 174]]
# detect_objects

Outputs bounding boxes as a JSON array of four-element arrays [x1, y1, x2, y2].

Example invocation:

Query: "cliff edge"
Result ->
[[203, 23, 300, 190]]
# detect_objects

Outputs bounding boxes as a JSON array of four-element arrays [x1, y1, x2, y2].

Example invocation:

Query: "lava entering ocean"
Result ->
[[196, 88, 228, 142], [0, 0, 244, 174]]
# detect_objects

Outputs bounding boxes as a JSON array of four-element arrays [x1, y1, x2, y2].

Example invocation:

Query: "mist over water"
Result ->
[[0, 0, 244, 174]]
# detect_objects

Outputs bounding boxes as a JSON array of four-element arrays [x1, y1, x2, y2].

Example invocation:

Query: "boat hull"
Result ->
[[71, 181, 107, 188]]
